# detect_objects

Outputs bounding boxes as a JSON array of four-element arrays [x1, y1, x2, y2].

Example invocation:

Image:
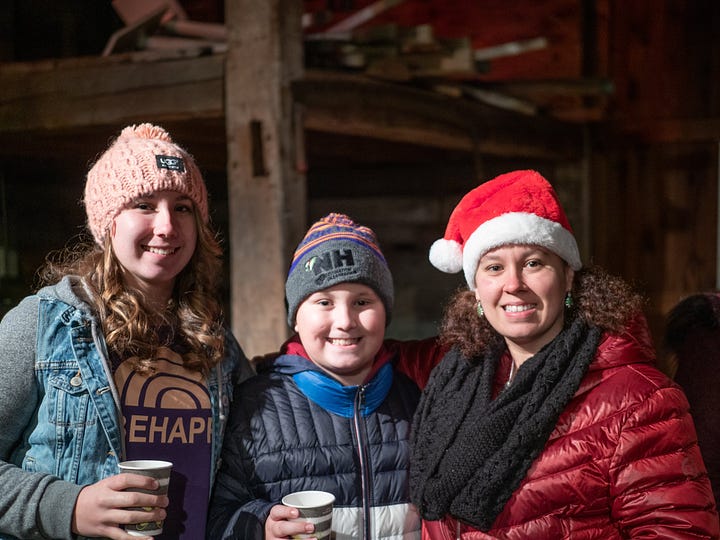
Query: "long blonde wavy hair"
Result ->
[[38, 210, 226, 375]]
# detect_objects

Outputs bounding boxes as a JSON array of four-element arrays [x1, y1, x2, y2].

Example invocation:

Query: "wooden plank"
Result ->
[[0, 53, 225, 131], [0, 54, 580, 159], [590, 143, 718, 344], [617, 118, 720, 143], [296, 70, 582, 159], [224, 0, 306, 357]]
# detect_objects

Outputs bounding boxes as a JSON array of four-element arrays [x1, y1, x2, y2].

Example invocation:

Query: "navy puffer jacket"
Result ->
[[209, 338, 443, 539]]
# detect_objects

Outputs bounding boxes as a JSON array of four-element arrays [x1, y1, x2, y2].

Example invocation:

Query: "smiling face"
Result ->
[[294, 282, 387, 386], [474, 244, 574, 362], [110, 190, 197, 305]]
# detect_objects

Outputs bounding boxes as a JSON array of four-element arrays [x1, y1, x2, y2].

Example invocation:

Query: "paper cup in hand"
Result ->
[[281, 490, 335, 539], [118, 460, 172, 537]]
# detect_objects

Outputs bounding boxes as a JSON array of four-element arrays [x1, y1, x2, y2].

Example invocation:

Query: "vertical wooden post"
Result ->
[[224, 0, 306, 357]]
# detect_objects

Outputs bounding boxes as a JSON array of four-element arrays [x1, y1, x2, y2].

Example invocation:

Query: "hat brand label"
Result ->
[[305, 249, 357, 285], [156, 155, 185, 172]]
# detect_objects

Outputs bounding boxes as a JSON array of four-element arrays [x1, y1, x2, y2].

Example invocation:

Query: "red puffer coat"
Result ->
[[422, 318, 720, 539]]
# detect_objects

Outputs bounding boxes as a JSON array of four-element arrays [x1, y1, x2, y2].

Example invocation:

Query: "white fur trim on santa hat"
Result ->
[[462, 212, 582, 289], [429, 238, 464, 273]]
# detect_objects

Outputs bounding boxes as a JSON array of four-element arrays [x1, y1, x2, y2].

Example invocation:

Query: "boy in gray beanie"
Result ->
[[285, 212, 394, 327], [209, 213, 445, 540]]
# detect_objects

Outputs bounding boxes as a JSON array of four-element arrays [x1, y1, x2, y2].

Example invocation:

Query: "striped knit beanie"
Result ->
[[84, 123, 209, 244], [285, 213, 394, 326]]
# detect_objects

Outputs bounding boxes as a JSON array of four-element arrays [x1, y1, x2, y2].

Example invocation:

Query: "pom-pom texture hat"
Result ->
[[84, 123, 209, 244], [285, 213, 394, 326], [429, 169, 581, 290]]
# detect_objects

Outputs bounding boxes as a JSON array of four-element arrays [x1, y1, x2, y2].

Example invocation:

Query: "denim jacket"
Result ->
[[0, 276, 251, 540]]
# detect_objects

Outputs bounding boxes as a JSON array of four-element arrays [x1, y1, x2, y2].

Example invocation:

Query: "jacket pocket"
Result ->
[[25, 370, 97, 481], [46, 372, 94, 428]]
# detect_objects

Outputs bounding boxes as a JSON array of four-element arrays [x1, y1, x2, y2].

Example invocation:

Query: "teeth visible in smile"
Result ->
[[145, 246, 177, 255], [328, 338, 359, 346], [504, 304, 533, 313]]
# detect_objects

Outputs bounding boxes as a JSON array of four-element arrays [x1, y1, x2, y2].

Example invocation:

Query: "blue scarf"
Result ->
[[293, 362, 394, 418]]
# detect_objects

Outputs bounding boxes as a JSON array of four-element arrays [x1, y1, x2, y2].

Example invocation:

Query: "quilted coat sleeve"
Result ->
[[207, 394, 273, 540], [609, 376, 720, 538]]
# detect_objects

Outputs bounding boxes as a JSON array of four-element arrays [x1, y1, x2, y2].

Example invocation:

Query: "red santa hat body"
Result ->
[[429, 170, 581, 290]]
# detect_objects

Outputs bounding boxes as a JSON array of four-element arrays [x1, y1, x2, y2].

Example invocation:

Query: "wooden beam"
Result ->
[[224, 0, 306, 358], [0, 52, 225, 131], [296, 71, 582, 159], [0, 55, 581, 161], [616, 118, 720, 143]]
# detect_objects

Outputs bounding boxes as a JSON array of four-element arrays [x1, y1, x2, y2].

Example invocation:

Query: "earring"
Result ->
[[564, 291, 574, 309], [476, 302, 484, 318]]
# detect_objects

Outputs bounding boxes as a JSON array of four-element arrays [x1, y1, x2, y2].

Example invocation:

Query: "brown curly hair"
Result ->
[[37, 210, 226, 375], [439, 265, 644, 358]]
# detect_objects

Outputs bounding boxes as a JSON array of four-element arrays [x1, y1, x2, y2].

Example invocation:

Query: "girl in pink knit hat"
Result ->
[[410, 169, 718, 538], [0, 124, 253, 539]]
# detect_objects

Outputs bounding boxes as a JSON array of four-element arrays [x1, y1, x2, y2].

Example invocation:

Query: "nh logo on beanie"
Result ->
[[305, 248, 357, 285]]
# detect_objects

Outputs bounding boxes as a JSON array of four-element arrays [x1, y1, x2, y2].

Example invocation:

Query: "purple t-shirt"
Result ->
[[114, 347, 212, 539]]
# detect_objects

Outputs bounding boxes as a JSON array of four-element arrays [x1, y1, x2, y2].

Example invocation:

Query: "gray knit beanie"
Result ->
[[285, 213, 394, 327]]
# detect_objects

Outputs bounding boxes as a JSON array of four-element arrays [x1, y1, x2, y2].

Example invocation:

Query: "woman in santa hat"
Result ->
[[409, 170, 719, 538]]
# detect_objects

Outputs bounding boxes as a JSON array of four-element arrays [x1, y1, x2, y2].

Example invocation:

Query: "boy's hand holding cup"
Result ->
[[280, 490, 335, 539]]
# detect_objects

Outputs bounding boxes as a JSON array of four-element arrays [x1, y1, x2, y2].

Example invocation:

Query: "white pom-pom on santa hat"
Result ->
[[429, 238, 463, 273], [429, 170, 581, 290]]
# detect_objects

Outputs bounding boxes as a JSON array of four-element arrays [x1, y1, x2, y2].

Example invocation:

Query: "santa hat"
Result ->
[[429, 170, 581, 290]]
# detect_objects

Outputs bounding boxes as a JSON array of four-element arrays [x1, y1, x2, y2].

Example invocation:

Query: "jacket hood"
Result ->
[[36, 275, 97, 317], [253, 335, 398, 418], [588, 314, 656, 372]]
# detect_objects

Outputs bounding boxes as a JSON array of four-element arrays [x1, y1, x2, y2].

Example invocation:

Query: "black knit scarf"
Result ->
[[409, 317, 602, 531]]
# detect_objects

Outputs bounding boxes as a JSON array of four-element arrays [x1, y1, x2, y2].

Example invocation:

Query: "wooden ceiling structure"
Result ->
[[1, 0, 719, 354], [0, 0, 587, 355]]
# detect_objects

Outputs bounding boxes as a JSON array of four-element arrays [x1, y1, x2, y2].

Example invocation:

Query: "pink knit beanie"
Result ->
[[84, 123, 209, 244]]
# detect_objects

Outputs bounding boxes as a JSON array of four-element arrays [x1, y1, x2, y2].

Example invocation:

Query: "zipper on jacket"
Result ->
[[353, 385, 372, 540]]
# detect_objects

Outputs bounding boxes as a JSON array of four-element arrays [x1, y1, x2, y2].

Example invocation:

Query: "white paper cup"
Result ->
[[118, 460, 172, 537], [281, 490, 335, 539]]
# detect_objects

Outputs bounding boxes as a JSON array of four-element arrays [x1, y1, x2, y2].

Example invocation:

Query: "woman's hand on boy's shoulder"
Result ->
[[387, 336, 447, 389], [250, 351, 280, 367]]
